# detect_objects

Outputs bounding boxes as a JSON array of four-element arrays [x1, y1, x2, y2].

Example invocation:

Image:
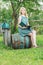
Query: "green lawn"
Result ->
[[0, 35, 43, 65]]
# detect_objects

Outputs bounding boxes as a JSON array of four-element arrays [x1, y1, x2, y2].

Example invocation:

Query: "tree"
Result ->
[[1, 0, 43, 33]]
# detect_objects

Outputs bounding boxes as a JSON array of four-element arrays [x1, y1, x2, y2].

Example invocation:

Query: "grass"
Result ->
[[0, 35, 43, 65]]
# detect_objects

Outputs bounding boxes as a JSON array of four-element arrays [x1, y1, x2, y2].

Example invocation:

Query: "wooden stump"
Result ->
[[3, 29, 11, 46]]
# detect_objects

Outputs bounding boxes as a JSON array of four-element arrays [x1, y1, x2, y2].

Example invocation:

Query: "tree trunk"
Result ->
[[10, 0, 18, 31]]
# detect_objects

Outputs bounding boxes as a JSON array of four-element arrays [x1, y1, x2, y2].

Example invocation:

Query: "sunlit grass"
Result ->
[[37, 35, 43, 46], [0, 35, 43, 65]]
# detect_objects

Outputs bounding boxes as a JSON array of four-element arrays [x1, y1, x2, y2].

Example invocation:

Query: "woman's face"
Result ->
[[21, 9, 26, 15]]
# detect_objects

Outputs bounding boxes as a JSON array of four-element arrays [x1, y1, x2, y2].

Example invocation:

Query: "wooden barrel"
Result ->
[[12, 33, 31, 49]]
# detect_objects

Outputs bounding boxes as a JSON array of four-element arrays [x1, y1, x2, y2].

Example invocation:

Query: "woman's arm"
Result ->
[[17, 16, 23, 28], [26, 21, 30, 26]]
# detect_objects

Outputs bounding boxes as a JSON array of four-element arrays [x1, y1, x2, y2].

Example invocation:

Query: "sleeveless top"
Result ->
[[18, 15, 32, 36], [20, 15, 28, 26]]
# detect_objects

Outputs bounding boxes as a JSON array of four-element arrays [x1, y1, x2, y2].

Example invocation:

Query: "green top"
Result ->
[[20, 15, 28, 26]]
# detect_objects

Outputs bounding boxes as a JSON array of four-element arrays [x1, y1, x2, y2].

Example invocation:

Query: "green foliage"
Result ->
[[0, 0, 43, 34], [11, 22, 18, 34], [0, 7, 12, 23], [37, 25, 43, 34], [1, 0, 42, 21]]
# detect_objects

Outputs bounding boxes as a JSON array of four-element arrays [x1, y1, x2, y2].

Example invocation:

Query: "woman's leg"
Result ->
[[32, 29, 37, 47], [28, 33, 34, 47], [28, 32, 37, 47]]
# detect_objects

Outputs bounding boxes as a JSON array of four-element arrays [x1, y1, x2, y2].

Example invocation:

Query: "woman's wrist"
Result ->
[[18, 25, 22, 28], [18, 25, 27, 29], [23, 26, 26, 28]]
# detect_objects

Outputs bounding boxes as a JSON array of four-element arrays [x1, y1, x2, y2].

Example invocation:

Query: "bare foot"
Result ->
[[32, 45, 38, 48]]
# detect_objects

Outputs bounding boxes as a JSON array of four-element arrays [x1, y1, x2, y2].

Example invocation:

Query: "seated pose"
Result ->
[[17, 7, 37, 48]]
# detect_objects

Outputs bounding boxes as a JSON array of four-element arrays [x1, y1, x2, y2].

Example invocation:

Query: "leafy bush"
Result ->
[[11, 22, 18, 34], [37, 25, 43, 34]]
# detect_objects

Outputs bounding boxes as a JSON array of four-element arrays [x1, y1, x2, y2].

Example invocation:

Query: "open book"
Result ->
[[19, 22, 31, 29]]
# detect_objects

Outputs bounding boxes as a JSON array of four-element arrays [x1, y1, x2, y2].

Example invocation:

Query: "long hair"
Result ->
[[19, 7, 28, 18]]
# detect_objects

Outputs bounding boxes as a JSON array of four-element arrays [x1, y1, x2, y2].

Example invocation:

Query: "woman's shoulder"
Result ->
[[18, 15, 22, 19], [18, 15, 27, 20], [19, 15, 25, 18]]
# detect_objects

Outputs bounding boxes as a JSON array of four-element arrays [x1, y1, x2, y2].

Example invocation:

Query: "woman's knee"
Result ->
[[28, 33, 33, 36]]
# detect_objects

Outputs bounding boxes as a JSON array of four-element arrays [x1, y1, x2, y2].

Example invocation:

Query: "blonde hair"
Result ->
[[19, 7, 28, 18]]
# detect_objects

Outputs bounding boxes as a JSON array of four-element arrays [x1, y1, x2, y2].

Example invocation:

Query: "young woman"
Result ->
[[17, 7, 37, 48]]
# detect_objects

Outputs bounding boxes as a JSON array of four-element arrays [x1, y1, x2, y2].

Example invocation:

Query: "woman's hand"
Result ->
[[18, 25, 27, 29], [22, 26, 27, 29]]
